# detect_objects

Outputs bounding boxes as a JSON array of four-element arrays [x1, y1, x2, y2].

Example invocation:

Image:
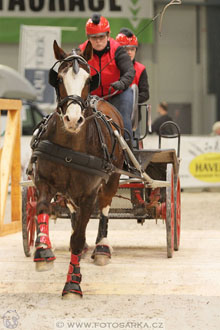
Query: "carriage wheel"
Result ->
[[22, 185, 37, 257], [174, 175, 181, 251], [165, 164, 174, 258]]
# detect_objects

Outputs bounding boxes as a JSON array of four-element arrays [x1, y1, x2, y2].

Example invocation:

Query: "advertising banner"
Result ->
[[18, 25, 61, 107], [144, 135, 220, 188], [0, 0, 153, 43]]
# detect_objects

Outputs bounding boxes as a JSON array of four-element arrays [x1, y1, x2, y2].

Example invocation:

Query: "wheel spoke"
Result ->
[[166, 164, 174, 258], [174, 176, 181, 251]]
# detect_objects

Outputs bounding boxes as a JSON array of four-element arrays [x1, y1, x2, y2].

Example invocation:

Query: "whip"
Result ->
[[136, 0, 182, 37]]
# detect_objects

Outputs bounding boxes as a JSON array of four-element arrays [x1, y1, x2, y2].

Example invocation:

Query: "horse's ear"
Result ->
[[82, 41, 93, 62], [53, 40, 67, 60]]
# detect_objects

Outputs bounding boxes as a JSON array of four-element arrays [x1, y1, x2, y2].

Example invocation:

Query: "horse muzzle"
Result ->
[[63, 112, 85, 133]]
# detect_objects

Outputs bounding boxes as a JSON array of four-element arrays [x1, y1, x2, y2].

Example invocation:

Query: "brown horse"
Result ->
[[31, 40, 124, 298]]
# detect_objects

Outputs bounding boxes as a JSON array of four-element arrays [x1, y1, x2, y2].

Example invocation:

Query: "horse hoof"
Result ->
[[91, 245, 111, 266], [62, 292, 82, 300], [35, 260, 54, 272], [93, 254, 110, 266]]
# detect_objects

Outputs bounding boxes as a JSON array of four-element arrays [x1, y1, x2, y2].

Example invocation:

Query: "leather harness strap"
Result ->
[[32, 140, 115, 183]]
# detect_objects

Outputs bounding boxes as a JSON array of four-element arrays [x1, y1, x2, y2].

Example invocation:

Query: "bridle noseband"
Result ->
[[57, 95, 86, 112]]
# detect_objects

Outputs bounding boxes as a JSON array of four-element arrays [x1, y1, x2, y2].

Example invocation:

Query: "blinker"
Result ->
[[49, 68, 58, 87]]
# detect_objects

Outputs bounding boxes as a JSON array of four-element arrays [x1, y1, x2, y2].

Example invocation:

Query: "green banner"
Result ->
[[0, 17, 153, 44]]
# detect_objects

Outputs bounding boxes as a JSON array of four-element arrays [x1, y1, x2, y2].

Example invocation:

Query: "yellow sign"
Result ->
[[189, 152, 220, 182]]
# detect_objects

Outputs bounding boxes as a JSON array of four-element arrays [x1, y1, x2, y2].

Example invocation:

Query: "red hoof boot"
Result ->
[[62, 254, 82, 297]]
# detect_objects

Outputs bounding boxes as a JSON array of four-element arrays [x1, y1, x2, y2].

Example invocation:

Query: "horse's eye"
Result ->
[[58, 77, 63, 84]]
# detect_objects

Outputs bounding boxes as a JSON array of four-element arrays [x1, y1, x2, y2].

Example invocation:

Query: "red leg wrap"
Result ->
[[70, 253, 81, 265], [36, 235, 52, 249], [62, 253, 82, 297], [35, 213, 51, 249], [38, 224, 49, 235], [66, 253, 82, 284], [37, 213, 49, 226]]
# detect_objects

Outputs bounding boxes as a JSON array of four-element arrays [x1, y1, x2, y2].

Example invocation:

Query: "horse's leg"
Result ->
[[95, 208, 109, 245], [70, 212, 89, 257], [92, 206, 112, 266], [62, 195, 97, 299], [92, 174, 120, 266], [34, 183, 55, 272]]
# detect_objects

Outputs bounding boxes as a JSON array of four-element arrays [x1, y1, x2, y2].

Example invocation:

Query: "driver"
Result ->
[[79, 14, 135, 142]]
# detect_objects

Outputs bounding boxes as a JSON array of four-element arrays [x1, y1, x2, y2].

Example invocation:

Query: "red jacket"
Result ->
[[132, 61, 145, 86], [79, 38, 121, 97]]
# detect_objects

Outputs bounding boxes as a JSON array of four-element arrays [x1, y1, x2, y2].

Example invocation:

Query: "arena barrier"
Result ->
[[0, 99, 22, 236]]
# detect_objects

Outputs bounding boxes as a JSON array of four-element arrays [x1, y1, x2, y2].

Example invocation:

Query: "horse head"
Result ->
[[51, 40, 93, 134]]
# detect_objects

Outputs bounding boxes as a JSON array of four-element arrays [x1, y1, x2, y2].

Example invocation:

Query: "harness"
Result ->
[[86, 96, 118, 162], [30, 95, 121, 182], [32, 139, 114, 183]]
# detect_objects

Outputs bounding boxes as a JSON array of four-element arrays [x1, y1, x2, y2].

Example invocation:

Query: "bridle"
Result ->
[[49, 52, 95, 115], [57, 95, 87, 113]]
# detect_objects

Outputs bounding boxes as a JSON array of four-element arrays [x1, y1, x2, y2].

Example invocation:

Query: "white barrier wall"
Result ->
[[144, 135, 220, 188]]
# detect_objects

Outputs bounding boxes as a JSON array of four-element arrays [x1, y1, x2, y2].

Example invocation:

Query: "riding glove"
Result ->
[[111, 80, 125, 91]]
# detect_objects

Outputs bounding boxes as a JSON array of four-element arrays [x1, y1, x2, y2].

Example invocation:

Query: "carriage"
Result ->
[[20, 40, 181, 297]]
